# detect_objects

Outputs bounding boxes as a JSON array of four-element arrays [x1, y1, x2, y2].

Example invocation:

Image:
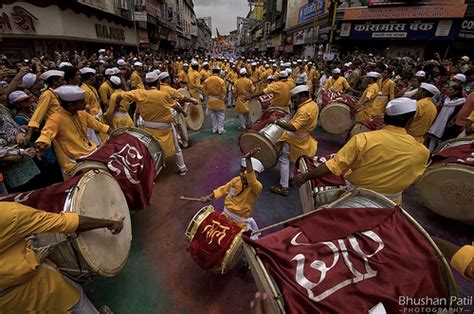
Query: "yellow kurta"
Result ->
[[160, 83, 185, 101], [325, 125, 429, 196], [99, 80, 113, 109], [178, 70, 188, 85], [204, 75, 227, 111], [0, 202, 80, 311], [355, 82, 381, 122], [369, 78, 395, 117], [322, 76, 350, 93], [104, 88, 134, 129], [199, 69, 212, 82], [36, 108, 110, 171], [130, 71, 144, 90], [233, 77, 254, 113], [188, 70, 202, 100], [279, 99, 319, 163], [28, 88, 61, 129], [213, 171, 263, 228], [407, 97, 437, 143], [81, 83, 102, 117], [121, 88, 176, 156], [263, 81, 291, 112]]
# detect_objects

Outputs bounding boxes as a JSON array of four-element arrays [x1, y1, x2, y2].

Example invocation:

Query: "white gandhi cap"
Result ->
[[415, 71, 425, 78], [420, 82, 440, 95], [385, 97, 417, 116], [241, 157, 264, 173], [40, 70, 64, 80], [79, 67, 96, 75], [158, 72, 170, 81], [290, 85, 309, 95], [367, 71, 381, 78], [145, 71, 159, 83], [110, 76, 121, 85], [54, 85, 85, 102]]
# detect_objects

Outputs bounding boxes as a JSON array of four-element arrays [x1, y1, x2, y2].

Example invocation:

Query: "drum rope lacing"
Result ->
[[26, 233, 78, 262]]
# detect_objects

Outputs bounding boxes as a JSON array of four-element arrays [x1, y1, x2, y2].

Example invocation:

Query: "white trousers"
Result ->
[[227, 89, 234, 107], [279, 142, 292, 188], [238, 113, 250, 128], [171, 124, 186, 171], [209, 110, 225, 133]]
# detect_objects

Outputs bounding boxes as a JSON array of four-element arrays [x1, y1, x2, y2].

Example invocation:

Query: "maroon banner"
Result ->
[[250, 110, 287, 132], [296, 155, 346, 187], [188, 212, 242, 271], [0, 175, 82, 213], [432, 143, 474, 166], [360, 116, 385, 130], [245, 207, 446, 313], [79, 133, 155, 211], [321, 92, 357, 116]]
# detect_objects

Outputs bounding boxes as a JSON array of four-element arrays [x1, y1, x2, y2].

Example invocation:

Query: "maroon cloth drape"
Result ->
[[244, 207, 446, 313], [321, 92, 357, 116], [295, 155, 346, 187], [0, 175, 82, 213], [188, 212, 242, 271], [432, 143, 474, 166], [360, 116, 385, 130], [250, 110, 287, 132], [79, 133, 155, 211]]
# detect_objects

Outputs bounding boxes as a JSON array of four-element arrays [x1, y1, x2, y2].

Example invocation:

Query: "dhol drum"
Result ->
[[417, 137, 474, 224], [185, 205, 244, 274], [297, 156, 346, 213], [110, 128, 165, 177], [239, 122, 286, 168], [249, 94, 274, 124], [244, 188, 458, 314], [347, 117, 385, 140], [319, 102, 354, 135], [179, 88, 205, 131], [34, 170, 132, 279]]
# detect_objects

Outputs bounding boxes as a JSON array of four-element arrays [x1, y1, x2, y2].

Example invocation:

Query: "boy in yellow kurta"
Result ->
[[130, 62, 145, 90], [322, 68, 354, 93], [103, 76, 134, 129], [35, 85, 111, 174], [204, 67, 227, 134], [98, 68, 118, 111], [0, 202, 124, 312], [116, 72, 188, 175], [188, 62, 203, 101], [355, 72, 382, 122], [233, 68, 255, 130], [369, 69, 395, 118], [407, 82, 439, 143], [295, 97, 430, 205], [199, 147, 264, 231], [269, 85, 319, 196]]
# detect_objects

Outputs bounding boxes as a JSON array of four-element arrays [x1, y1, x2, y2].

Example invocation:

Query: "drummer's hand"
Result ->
[[199, 196, 210, 203], [108, 214, 125, 235], [294, 172, 309, 187], [35, 142, 49, 157], [16, 133, 28, 147], [250, 292, 276, 314], [245, 147, 261, 158], [23, 147, 36, 158]]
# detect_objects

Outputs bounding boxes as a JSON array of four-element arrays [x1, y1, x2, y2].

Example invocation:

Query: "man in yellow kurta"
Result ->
[[35, 85, 110, 174], [370, 68, 395, 118], [204, 67, 227, 134], [0, 202, 124, 312], [103, 76, 134, 129], [407, 82, 439, 143], [355, 72, 382, 122], [178, 63, 189, 88], [188, 62, 202, 102], [226, 65, 239, 108], [99, 67, 119, 111], [295, 97, 430, 205], [116, 72, 188, 175], [199, 148, 263, 231], [268, 85, 319, 196], [307, 62, 320, 96], [199, 62, 212, 82], [233, 68, 255, 130], [322, 68, 354, 93], [251, 71, 292, 113], [130, 61, 145, 90], [80, 67, 105, 145]]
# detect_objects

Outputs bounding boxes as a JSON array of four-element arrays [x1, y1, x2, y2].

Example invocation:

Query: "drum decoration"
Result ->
[[34, 170, 132, 280], [185, 205, 244, 274], [417, 138, 474, 224], [249, 94, 274, 124]]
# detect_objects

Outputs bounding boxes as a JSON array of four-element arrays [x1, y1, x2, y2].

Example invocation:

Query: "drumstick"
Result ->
[[180, 196, 202, 202]]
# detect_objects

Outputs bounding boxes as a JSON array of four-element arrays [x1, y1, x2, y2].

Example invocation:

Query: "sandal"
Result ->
[[270, 185, 289, 196]]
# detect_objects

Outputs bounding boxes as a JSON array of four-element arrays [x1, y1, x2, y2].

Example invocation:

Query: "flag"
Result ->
[[216, 28, 227, 46], [244, 207, 447, 313]]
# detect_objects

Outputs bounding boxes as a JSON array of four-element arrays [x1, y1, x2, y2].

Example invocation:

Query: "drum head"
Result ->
[[239, 132, 279, 168], [185, 205, 215, 245], [249, 99, 263, 124], [433, 137, 473, 155], [348, 123, 371, 140], [73, 170, 132, 277], [178, 88, 191, 99], [417, 164, 474, 224], [178, 113, 188, 141], [297, 158, 315, 213], [320, 103, 353, 135], [186, 104, 205, 131], [67, 161, 108, 179]]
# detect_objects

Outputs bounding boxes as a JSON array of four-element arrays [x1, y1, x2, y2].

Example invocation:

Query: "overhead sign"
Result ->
[[458, 19, 474, 40], [340, 20, 459, 40], [298, 0, 326, 24], [343, 4, 467, 20], [368, 0, 407, 6]]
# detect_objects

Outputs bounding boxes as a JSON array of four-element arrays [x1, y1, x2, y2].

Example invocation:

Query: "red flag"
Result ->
[[79, 133, 155, 211], [245, 207, 447, 313]]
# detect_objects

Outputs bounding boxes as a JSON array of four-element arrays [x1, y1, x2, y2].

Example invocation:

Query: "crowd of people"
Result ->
[[0, 47, 473, 312]]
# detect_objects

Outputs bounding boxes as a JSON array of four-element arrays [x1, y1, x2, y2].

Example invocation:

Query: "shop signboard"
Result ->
[[298, 0, 326, 24], [294, 30, 305, 45], [458, 19, 474, 40], [340, 20, 459, 40]]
